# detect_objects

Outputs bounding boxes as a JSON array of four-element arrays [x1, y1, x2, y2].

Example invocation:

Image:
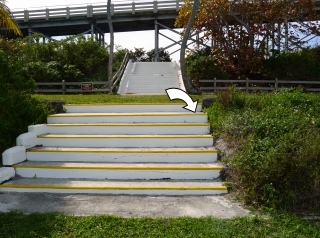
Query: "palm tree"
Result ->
[[0, 0, 21, 36]]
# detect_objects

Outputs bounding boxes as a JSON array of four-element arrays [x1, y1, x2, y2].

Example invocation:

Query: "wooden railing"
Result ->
[[12, 0, 183, 22], [35, 81, 109, 94], [199, 78, 320, 93]]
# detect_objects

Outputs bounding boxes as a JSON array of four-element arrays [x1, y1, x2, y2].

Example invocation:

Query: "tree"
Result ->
[[146, 48, 171, 62], [186, 47, 230, 86], [0, 0, 21, 36], [179, 0, 200, 94], [129, 47, 171, 62], [176, 0, 319, 78]]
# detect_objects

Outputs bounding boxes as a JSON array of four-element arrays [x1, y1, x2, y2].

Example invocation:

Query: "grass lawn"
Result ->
[[32, 94, 209, 104], [0, 212, 319, 237]]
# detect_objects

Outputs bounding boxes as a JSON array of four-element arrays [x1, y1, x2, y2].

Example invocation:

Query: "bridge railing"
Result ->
[[12, 0, 184, 22]]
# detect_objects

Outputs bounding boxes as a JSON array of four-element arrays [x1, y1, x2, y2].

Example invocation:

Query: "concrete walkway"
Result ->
[[0, 193, 249, 218], [118, 62, 185, 95]]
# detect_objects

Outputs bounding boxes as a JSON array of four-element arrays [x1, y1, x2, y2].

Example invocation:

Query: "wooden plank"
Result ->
[[35, 89, 63, 93], [36, 82, 62, 86], [279, 80, 320, 84]]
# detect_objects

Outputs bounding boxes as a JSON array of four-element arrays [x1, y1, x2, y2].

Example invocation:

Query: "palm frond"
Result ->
[[0, 0, 22, 36]]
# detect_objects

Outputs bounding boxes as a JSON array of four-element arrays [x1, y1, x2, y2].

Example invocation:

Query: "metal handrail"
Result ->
[[111, 50, 131, 92]]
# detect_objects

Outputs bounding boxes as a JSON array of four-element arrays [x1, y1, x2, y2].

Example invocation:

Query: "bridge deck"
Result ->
[[11, 0, 183, 37]]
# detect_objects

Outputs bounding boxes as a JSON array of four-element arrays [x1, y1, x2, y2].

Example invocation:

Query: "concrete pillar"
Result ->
[[196, 30, 200, 49], [91, 23, 94, 39], [28, 28, 32, 44], [155, 20, 159, 62], [284, 19, 289, 53]]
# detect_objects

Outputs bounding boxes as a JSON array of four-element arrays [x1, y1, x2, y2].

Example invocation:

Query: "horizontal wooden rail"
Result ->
[[199, 78, 320, 93], [35, 81, 109, 94]]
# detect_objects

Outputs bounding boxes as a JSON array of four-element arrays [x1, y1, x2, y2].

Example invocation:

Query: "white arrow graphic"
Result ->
[[165, 88, 198, 113]]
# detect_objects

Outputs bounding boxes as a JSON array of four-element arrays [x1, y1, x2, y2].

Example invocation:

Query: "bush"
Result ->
[[262, 47, 320, 81], [129, 47, 171, 62], [0, 50, 51, 163], [186, 48, 230, 86], [206, 89, 320, 212], [1, 35, 120, 83]]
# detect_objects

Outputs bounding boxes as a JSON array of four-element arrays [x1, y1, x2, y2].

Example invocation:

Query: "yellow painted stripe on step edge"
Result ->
[[48, 113, 205, 117], [27, 149, 218, 154], [46, 123, 210, 127], [13, 165, 223, 170], [0, 184, 227, 191], [37, 135, 213, 139]]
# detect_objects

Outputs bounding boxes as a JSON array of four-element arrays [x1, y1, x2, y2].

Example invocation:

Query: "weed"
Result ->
[[206, 90, 320, 212]]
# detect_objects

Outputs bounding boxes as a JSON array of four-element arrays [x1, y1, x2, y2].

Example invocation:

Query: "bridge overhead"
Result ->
[[11, 0, 183, 37]]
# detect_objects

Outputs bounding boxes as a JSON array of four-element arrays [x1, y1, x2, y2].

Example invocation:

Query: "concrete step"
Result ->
[[14, 162, 223, 180], [64, 104, 202, 113], [36, 134, 214, 148], [43, 123, 210, 135], [47, 112, 208, 124], [0, 178, 228, 195], [27, 147, 218, 163]]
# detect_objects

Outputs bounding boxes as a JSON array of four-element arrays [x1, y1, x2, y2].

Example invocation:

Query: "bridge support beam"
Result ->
[[154, 21, 208, 61], [27, 28, 56, 44]]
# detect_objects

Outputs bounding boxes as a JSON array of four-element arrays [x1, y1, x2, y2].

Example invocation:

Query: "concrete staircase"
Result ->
[[0, 104, 227, 195]]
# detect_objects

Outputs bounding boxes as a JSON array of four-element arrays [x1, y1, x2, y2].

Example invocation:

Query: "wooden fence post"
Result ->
[[62, 80, 66, 94], [275, 78, 278, 90], [246, 77, 249, 93], [214, 78, 217, 93]]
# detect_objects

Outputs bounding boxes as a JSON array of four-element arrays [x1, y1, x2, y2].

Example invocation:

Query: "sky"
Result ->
[[6, 0, 183, 61]]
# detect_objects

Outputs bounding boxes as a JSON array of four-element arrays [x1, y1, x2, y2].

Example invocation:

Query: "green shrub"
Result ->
[[0, 94, 52, 156], [186, 47, 230, 86], [206, 89, 320, 212], [0, 50, 51, 163], [263, 47, 320, 81]]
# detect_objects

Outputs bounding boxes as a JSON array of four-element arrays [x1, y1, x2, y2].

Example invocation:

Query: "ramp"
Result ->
[[118, 62, 185, 95]]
